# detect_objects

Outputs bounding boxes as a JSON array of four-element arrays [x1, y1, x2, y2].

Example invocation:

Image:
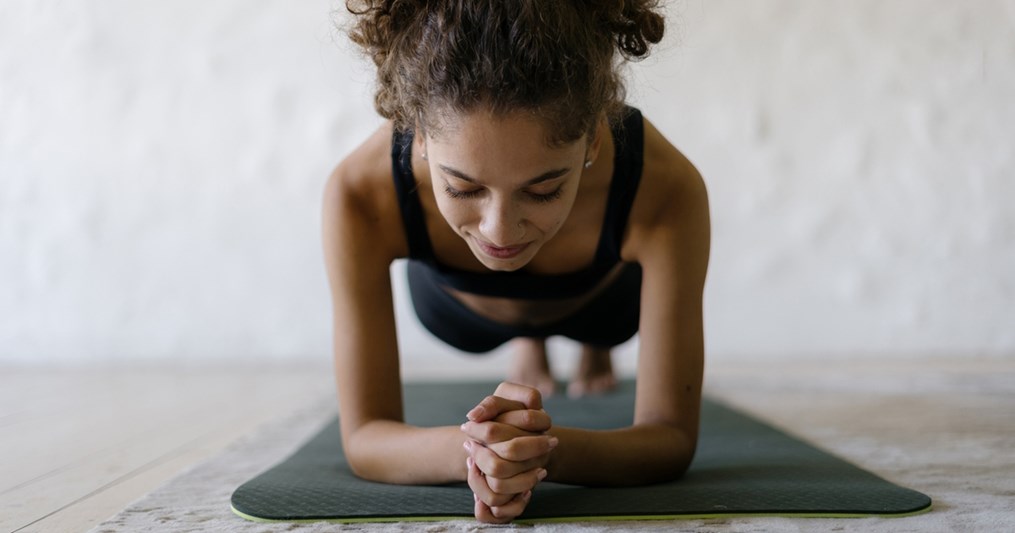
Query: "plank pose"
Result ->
[[323, 0, 710, 523]]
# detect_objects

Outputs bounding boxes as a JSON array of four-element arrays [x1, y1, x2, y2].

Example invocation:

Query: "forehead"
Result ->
[[424, 109, 585, 165]]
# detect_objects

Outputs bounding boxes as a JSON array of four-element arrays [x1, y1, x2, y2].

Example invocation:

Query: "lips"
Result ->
[[475, 239, 530, 260]]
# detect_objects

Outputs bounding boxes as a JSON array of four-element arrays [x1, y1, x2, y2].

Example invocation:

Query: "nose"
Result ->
[[478, 198, 525, 246]]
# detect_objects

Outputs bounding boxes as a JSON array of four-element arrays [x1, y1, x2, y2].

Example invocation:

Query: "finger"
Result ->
[[474, 494, 517, 524], [461, 419, 540, 446], [466, 394, 529, 423], [488, 490, 532, 522], [486, 434, 559, 462], [466, 456, 514, 508], [494, 408, 552, 433], [485, 467, 547, 495], [494, 382, 543, 411], [471, 441, 548, 479]]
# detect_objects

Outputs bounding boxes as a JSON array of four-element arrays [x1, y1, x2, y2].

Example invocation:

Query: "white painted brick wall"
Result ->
[[1, 1, 1012, 364]]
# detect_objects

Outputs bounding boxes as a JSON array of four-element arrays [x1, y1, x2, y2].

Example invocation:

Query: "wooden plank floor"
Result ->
[[0, 364, 335, 533]]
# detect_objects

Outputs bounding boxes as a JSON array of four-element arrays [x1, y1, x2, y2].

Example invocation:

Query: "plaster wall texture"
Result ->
[[1, 1, 1013, 365]]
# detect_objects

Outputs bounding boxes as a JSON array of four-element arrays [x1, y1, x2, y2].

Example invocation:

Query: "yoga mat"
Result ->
[[231, 381, 931, 523]]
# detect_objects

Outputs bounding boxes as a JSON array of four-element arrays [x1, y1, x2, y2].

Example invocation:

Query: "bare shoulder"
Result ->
[[623, 115, 710, 272], [321, 121, 408, 261]]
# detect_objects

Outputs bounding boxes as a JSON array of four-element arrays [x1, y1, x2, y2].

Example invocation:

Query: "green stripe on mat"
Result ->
[[230, 381, 932, 523]]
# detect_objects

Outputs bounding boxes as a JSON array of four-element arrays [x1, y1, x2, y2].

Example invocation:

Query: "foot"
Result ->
[[507, 337, 556, 398], [568, 345, 617, 398]]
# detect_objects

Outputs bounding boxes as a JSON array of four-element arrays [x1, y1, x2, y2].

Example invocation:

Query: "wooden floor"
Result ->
[[0, 363, 335, 533]]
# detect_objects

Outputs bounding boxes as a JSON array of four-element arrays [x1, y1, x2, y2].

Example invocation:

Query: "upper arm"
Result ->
[[321, 139, 407, 444], [625, 118, 711, 441]]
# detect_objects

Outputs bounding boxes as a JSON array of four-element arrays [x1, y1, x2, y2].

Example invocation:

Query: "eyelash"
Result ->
[[443, 186, 563, 203], [531, 188, 563, 203]]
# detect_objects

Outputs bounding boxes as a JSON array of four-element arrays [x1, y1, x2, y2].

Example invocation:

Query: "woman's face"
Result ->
[[421, 110, 600, 272]]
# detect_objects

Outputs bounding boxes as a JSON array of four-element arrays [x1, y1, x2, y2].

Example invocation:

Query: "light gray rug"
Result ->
[[89, 377, 1015, 533]]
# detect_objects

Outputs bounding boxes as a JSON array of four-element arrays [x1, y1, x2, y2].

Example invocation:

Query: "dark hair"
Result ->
[[344, 0, 664, 146]]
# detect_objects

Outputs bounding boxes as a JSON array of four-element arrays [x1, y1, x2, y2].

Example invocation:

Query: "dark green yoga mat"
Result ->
[[231, 381, 931, 523]]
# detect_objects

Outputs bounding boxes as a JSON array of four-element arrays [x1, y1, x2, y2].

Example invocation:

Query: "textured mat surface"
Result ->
[[231, 381, 931, 523]]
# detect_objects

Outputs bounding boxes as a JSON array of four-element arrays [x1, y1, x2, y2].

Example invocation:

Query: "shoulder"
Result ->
[[623, 115, 710, 274], [322, 121, 408, 262]]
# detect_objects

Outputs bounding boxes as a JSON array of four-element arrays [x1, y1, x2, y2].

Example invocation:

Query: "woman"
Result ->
[[322, 0, 710, 523]]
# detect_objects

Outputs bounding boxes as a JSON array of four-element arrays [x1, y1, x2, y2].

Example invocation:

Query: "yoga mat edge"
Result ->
[[231, 504, 934, 525]]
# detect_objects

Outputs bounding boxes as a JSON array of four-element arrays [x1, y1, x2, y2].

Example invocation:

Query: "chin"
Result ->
[[476, 254, 529, 272]]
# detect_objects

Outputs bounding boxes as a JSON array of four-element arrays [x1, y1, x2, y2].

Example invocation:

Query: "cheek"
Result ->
[[433, 195, 473, 228], [531, 207, 570, 234]]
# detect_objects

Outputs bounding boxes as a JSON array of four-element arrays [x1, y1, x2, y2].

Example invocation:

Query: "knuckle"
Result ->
[[496, 440, 518, 459], [489, 504, 518, 520], [486, 477, 506, 493], [478, 424, 497, 443], [486, 461, 510, 479], [522, 388, 541, 408]]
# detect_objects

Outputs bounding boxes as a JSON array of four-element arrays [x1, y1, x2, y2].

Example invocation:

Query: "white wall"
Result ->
[[1, 1, 1012, 367]]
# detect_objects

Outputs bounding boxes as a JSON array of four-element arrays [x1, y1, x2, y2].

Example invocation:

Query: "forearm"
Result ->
[[545, 423, 696, 486], [345, 420, 468, 485]]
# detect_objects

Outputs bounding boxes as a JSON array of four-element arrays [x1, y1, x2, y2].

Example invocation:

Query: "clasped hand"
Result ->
[[460, 382, 557, 523]]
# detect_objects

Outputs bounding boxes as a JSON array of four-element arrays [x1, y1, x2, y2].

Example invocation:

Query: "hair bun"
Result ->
[[604, 0, 665, 59]]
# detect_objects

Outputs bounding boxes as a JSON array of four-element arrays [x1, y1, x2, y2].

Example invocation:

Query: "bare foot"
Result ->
[[567, 344, 617, 398], [507, 337, 556, 398]]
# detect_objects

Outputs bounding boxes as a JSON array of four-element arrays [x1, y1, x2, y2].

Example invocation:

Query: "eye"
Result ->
[[527, 187, 563, 203], [443, 185, 483, 200]]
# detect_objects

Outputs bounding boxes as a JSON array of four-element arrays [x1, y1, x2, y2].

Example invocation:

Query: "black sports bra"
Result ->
[[391, 106, 644, 300]]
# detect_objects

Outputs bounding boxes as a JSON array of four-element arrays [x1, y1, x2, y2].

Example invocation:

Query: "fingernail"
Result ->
[[537, 468, 547, 481], [523, 490, 532, 501], [460, 422, 468, 431], [548, 437, 559, 449], [466, 457, 474, 470], [463, 440, 473, 452], [467, 406, 485, 420], [474, 492, 479, 502]]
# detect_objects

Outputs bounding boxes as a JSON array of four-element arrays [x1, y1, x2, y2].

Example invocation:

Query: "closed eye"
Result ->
[[528, 187, 563, 203], [444, 185, 563, 203], [443, 185, 483, 200], [438, 163, 571, 204]]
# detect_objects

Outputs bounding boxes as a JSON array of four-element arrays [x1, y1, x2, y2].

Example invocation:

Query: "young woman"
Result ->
[[322, 0, 710, 523]]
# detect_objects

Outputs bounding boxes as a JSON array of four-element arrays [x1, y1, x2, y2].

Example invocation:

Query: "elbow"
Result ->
[[342, 434, 370, 480], [663, 447, 696, 482], [641, 450, 694, 486], [637, 424, 698, 485], [669, 430, 699, 482], [341, 428, 385, 482]]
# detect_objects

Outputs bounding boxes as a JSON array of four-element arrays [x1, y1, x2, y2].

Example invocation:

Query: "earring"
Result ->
[[584, 159, 593, 169], [421, 152, 428, 161]]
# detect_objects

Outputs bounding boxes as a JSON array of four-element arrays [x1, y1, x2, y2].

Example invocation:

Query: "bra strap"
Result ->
[[596, 106, 645, 263], [390, 129, 436, 260]]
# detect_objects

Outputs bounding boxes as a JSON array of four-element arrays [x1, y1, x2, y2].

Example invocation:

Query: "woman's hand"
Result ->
[[461, 382, 557, 523]]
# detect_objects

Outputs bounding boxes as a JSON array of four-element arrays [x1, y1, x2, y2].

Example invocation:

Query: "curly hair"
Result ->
[[344, 0, 665, 146]]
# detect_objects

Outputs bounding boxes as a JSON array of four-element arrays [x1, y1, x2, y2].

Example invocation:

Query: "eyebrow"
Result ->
[[437, 165, 571, 187]]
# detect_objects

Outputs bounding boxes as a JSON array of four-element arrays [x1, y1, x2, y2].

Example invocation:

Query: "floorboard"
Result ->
[[0, 364, 334, 533]]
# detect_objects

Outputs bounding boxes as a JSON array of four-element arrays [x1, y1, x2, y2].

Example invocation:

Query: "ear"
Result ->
[[584, 116, 607, 165], [413, 120, 428, 159], [416, 134, 427, 156]]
